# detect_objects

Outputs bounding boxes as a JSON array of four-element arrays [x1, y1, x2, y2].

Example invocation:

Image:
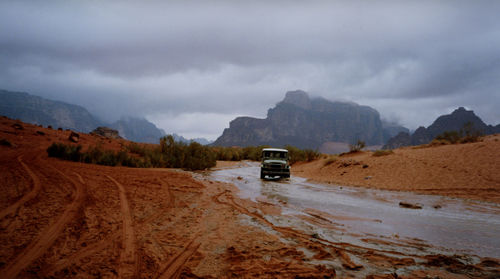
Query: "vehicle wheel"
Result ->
[[260, 170, 265, 179]]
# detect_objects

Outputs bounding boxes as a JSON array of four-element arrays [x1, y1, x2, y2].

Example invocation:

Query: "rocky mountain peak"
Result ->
[[281, 90, 312, 110], [213, 90, 404, 150]]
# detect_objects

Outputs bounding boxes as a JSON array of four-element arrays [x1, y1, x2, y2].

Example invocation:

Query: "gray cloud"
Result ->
[[1, 1, 499, 139]]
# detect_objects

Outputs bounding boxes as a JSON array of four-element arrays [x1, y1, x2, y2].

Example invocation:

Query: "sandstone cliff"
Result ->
[[213, 90, 404, 149]]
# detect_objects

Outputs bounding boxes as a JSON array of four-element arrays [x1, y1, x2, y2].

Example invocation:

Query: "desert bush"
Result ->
[[372, 150, 394, 157], [349, 140, 366, 153], [47, 143, 82, 161], [434, 122, 483, 145], [435, 131, 461, 144], [323, 155, 338, 166], [285, 145, 321, 164]]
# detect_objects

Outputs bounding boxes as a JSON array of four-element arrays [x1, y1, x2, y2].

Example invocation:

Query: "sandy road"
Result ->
[[0, 162, 86, 279], [106, 175, 137, 279], [157, 235, 201, 279], [0, 156, 41, 220]]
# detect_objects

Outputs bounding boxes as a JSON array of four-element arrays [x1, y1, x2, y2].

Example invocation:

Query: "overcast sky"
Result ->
[[1, 1, 499, 140]]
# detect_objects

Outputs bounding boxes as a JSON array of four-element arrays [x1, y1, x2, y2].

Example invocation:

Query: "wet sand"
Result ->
[[293, 135, 500, 203]]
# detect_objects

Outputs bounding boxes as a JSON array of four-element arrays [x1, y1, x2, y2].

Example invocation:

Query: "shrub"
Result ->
[[372, 150, 394, 157], [47, 143, 82, 161], [0, 138, 12, 147], [349, 140, 366, 153], [434, 122, 483, 145], [323, 156, 337, 166], [435, 131, 461, 144], [285, 145, 321, 164]]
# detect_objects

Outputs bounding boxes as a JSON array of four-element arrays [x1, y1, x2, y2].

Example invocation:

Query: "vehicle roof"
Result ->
[[262, 148, 288, 152]]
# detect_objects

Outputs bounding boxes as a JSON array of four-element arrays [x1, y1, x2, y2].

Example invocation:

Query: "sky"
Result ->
[[1, 1, 499, 140]]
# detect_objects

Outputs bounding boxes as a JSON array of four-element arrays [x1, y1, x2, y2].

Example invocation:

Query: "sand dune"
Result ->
[[294, 135, 500, 203]]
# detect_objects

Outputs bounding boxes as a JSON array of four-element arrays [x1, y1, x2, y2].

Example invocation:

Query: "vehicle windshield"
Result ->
[[262, 151, 287, 159]]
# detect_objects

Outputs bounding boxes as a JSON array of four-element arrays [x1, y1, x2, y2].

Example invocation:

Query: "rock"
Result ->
[[383, 131, 411, 149], [411, 126, 431, 145], [68, 131, 80, 143], [36, 131, 45, 135], [399, 202, 423, 209], [91, 127, 122, 139], [0, 89, 102, 133], [109, 117, 163, 143], [12, 123, 24, 130], [384, 107, 496, 149], [213, 90, 390, 149]]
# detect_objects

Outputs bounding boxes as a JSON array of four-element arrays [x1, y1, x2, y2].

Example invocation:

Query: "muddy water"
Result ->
[[210, 162, 500, 259]]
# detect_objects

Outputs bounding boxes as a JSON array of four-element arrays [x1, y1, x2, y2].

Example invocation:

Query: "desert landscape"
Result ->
[[1, 117, 499, 279], [293, 135, 500, 204], [2, 1, 500, 278]]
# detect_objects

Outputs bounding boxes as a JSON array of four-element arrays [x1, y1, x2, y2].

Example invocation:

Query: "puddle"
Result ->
[[210, 162, 500, 258]]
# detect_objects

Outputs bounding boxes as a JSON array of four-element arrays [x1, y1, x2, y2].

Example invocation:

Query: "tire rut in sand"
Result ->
[[157, 235, 201, 279], [0, 166, 86, 279], [49, 179, 175, 276], [0, 156, 41, 220], [106, 175, 137, 279]]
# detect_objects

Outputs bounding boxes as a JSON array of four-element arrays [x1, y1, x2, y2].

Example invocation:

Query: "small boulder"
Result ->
[[399, 201, 423, 209], [68, 132, 80, 143], [91, 127, 122, 139], [12, 123, 24, 130]]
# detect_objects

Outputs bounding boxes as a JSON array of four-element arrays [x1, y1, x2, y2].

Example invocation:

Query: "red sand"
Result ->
[[1, 117, 499, 278], [294, 135, 500, 203]]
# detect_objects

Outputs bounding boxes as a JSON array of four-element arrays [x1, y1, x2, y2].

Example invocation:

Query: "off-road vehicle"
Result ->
[[260, 148, 290, 179]]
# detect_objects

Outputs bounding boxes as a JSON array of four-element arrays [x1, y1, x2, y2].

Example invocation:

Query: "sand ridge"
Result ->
[[293, 135, 500, 203]]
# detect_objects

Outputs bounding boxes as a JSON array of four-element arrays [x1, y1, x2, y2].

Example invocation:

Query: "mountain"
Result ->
[[172, 134, 213, 145], [0, 89, 166, 144], [0, 89, 101, 132], [213, 90, 406, 149], [110, 117, 165, 144], [382, 120, 410, 142], [383, 107, 499, 149]]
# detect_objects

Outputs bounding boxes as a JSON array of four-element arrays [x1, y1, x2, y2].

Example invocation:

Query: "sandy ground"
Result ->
[[293, 135, 500, 204], [1, 116, 499, 278]]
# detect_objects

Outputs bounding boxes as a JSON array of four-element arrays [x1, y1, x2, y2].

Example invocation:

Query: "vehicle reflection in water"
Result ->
[[210, 162, 500, 258]]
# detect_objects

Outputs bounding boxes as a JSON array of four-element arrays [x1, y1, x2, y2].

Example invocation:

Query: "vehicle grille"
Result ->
[[268, 163, 284, 169]]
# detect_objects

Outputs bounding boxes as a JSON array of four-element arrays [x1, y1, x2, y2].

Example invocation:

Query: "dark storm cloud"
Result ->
[[1, 1, 499, 139]]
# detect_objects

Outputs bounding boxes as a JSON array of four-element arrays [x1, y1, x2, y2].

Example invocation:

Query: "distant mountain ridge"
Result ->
[[0, 89, 166, 143], [383, 107, 500, 149], [0, 89, 101, 133], [110, 117, 166, 144], [213, 90, 408, 150]]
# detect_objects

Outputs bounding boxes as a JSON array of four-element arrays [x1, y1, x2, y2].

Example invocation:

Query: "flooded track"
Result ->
[[210, 162, 500, 259]]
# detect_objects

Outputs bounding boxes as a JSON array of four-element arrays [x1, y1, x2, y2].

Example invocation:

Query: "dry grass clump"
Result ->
[[372, 150, 394, 157], [323, 155, 338, 166]]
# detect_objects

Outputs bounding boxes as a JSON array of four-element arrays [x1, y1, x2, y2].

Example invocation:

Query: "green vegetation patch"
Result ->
[[47, 135, 321, 170]]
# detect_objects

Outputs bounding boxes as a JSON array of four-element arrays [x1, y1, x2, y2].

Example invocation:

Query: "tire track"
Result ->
[[0, 166, 85, 279], [211, 190, 425, 271], [157, 235, 201, 279], [0, 156, 41, 220], [106, 175, 137, 279], [49, 179, 175, 276]]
